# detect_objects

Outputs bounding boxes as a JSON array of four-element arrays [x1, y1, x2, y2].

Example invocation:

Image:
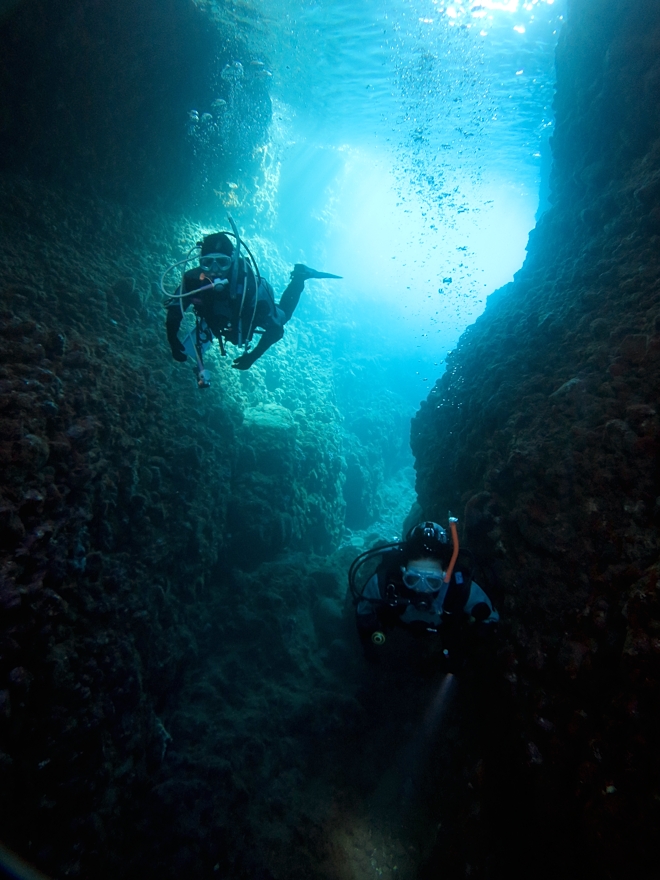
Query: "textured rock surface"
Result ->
[[412, 0, 660, 875], [3, 0, 660, 877], [0, 172, 402, 877], [0, 4, 420, 879], [0, 0, 271, 209]]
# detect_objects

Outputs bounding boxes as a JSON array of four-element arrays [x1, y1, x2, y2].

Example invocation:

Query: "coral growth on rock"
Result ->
[[412, 0, 660, 875], [0, 171, 409, 876], [3, 0, 659, 877]]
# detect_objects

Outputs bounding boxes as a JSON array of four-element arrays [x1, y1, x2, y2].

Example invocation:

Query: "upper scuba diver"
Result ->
[[163, 215, 341, 388], [349, 519, 499, 670]]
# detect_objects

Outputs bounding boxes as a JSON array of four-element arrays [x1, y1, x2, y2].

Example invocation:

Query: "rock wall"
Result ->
[[412, 0, 660, 875], [0, 172, 363, 876], [0, 3, 424, 874], [0, 0, 271, 209]]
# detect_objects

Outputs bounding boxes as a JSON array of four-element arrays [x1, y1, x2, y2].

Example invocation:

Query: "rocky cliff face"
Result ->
[[0, 169, 419, 876], [0, 172, 359, 873], [0, 3, 418, 872], [3, 0, 659, 877], [0, 0, 271, 208], [412, 0, 660, 874]]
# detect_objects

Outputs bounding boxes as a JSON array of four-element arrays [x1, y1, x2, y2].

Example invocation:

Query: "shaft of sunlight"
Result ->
[[257, 127, 540, 398]]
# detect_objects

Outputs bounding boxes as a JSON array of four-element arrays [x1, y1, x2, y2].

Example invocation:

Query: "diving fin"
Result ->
[[291, 264, 342, 281]]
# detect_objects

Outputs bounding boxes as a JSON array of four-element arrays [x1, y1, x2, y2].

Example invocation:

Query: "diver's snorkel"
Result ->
[[444, 516, 460, 584]]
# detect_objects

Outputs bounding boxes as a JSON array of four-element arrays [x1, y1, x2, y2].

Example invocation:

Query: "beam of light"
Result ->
[[419, 672, 457, 746], [255, 135, 539, 400], [318, 146, 538, 393], [321, 673, 458, 879], [398, 672, 458, 810]]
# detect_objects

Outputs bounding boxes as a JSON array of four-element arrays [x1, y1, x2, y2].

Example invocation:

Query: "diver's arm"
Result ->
[[231, 323, 284, 370], [232, 279, 285, 370], [166, 293, 190, 361]]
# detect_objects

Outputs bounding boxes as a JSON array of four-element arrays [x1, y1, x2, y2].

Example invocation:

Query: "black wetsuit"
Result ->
[[355, 554, 499, 668], [166, 263, 305, 367]]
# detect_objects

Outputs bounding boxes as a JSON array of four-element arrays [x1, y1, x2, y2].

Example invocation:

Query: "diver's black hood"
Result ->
[[201, 232, 233, 257]]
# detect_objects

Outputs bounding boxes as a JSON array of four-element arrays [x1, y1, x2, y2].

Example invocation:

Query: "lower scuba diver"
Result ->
[[349, 519, 499, 670], [163, 215, 341, 388]]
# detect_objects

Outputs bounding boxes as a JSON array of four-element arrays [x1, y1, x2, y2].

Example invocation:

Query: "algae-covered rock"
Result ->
[[411, 1, 660, 876], [243, 402, 296, 432]]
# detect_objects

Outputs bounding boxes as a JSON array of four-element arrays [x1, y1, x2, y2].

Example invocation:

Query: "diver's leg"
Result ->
[[232, 323, 284, 370], [279, 264, 343, 321], [278, 276, 305, 322]]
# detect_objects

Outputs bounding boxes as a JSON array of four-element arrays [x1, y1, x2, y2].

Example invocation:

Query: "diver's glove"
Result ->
[[232, 351, 257, 371], [170, 339, 187, 362]]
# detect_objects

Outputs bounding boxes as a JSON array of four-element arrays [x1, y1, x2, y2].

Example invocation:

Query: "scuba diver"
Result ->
[[163, 215, 341, 388], [349, 519, 498, 670]]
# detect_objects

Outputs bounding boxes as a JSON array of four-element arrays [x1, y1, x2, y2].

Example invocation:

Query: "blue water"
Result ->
[[190, 0, 564, 411], [184, 0, 565, 537]]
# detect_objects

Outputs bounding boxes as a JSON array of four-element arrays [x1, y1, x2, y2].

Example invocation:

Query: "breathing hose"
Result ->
[[159, 246, 201, 304]]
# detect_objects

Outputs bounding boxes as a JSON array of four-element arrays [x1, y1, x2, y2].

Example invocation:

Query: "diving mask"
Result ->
[[200, 253, 232, 275], [402, 568, 444, 593]]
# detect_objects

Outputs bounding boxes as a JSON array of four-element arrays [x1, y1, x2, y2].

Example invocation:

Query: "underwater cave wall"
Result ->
[[412, 0, 660, 874], [0, 6, 401, 872], [0, 175, 351, 874], [0, 0, 271, 208], [0, 182, 241, 874], [0, 4, 422, 878]]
